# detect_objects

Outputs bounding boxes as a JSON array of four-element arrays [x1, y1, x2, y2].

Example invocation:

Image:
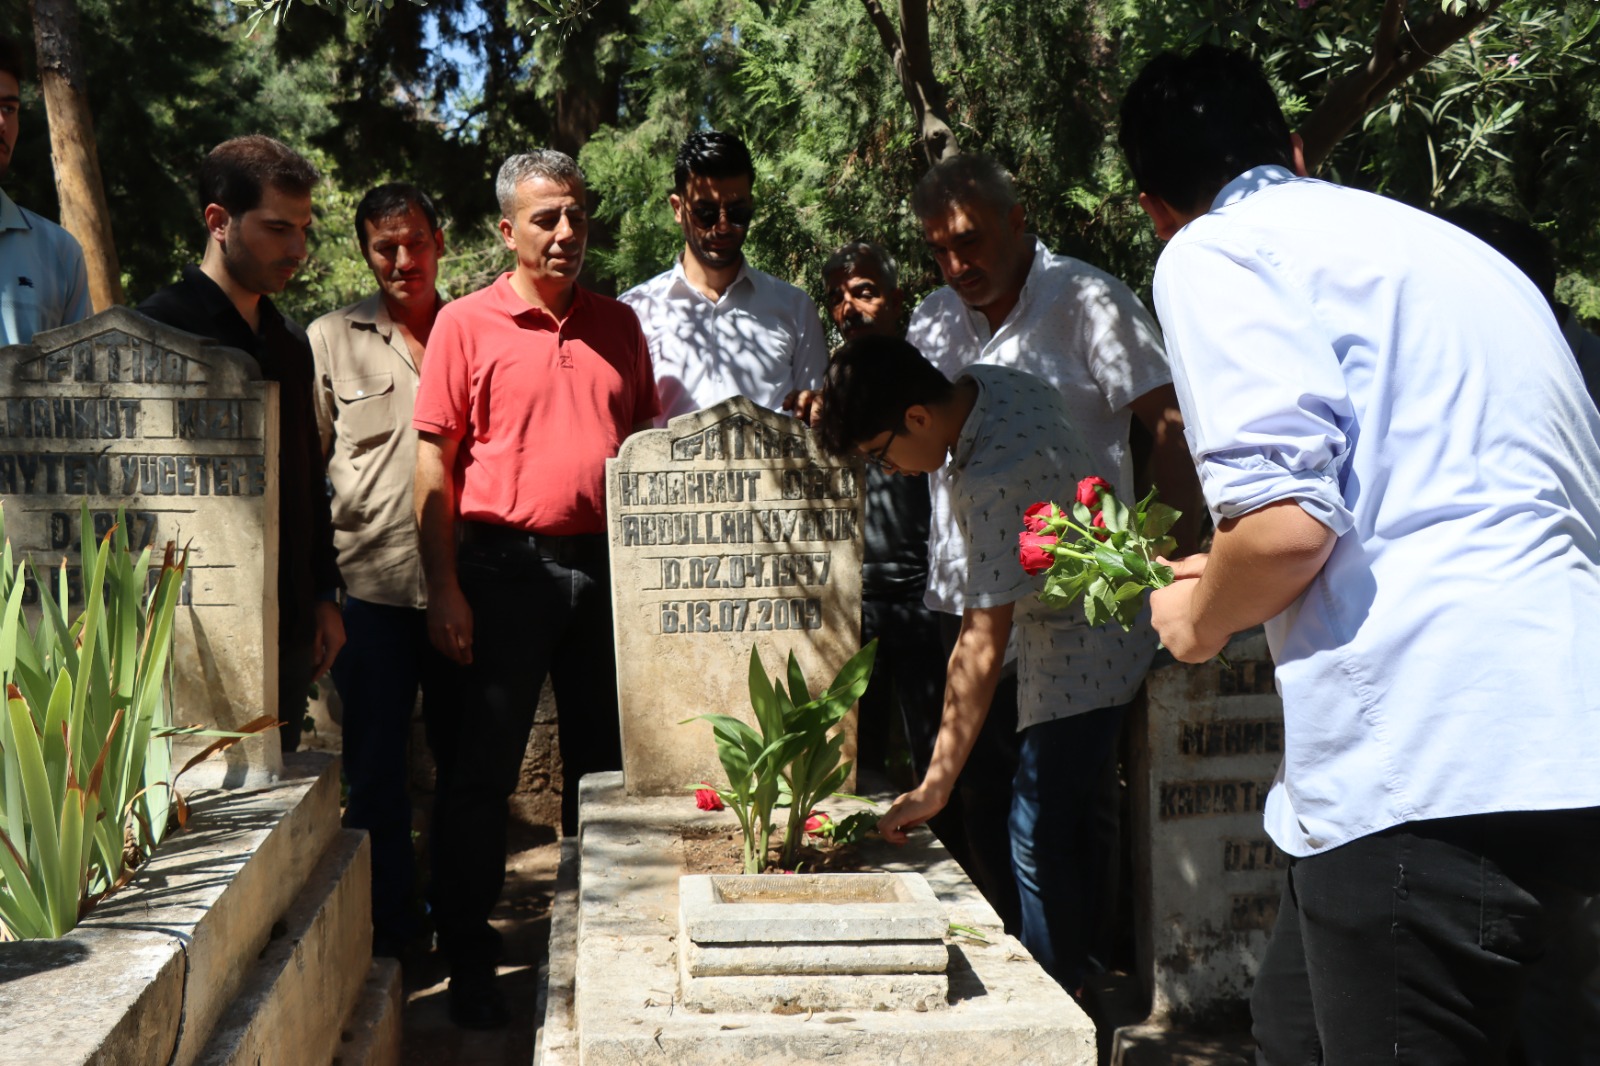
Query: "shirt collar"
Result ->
[[669, 254, 753, 302], [1210, 165, 1299, 211], [962, 236, 1046, 343], [0, 187, 30, 232], [489, 271, 586, 327], [344, 291, 446, 338], [180, 263, 283, 337]]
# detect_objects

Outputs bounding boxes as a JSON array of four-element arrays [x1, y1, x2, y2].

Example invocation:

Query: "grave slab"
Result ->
[[606, 398, 864, 795], [680, 872, 946, 943], [0, 307, 281, 787], [334, 958, 403, 1066], [552, 772, 1097, 1066]]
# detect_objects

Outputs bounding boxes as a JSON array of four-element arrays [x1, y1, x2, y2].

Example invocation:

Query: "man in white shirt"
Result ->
[[621, 131, 827, 423], [902, 152, 1199, 988], [1123, 45, 1600, 1061]]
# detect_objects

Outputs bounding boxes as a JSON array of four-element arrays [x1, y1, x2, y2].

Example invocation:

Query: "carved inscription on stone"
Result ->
[[0, 309, 281, 786], [607, 399, 864, 795]]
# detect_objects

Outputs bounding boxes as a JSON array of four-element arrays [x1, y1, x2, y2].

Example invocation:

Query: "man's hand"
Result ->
[[877, 782, 951, 845], [1150, 554, 1227, 662], [310, 600, 346, 682], [428, 581, 474, 665], [781, 388, 823, 426]]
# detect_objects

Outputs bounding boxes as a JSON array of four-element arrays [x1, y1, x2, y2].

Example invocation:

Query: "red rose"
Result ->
[[1091, 512, 1109, 542], [695, 783, 724, 811], [1019, 531, 1058, 575], [1076, 476, 1111, 508], [1022, 501, 1055, 534], [805, 811, 830, 834]]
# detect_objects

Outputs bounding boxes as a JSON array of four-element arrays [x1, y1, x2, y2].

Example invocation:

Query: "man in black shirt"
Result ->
[[139, 135, 344, 752]]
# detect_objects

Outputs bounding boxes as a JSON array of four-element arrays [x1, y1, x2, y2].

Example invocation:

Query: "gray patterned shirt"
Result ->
[[950, 364, 1156, 727]]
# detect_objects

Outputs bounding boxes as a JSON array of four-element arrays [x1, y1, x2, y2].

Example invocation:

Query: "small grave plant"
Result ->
[[687, 639, 878, 874]]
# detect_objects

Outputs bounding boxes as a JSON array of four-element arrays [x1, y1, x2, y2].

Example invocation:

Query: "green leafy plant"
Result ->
[[0, 505, 259, 939], [1018, 476, 1181, 630], [686, 640, 878, 874]]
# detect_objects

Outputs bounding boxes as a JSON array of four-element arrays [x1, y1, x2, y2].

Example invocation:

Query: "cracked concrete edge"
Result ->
[[534, 836, 581, 1066], [333, 958, 403, 1066]]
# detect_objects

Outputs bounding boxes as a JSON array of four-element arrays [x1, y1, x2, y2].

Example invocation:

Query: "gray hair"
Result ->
[[496, 150, 585, 217], [910, 153, 1017, 220], [823, 241, 900, 290]]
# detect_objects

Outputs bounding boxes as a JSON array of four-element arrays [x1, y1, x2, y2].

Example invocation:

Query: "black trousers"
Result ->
[[425, 528, 621, 974], [1253, 806, 1600, 1065]]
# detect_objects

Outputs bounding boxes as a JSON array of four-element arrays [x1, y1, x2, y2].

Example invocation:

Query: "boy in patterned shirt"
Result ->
[[814, 334, 1148, 994]]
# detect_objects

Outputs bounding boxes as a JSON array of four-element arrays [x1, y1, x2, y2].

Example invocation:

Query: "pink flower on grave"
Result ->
[[805, 811, 832, 835], [1297, 0, 1316, 9], [695, 783, 724, 811]]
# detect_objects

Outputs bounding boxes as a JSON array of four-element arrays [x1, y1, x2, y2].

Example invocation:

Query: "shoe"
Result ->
[[448, 972, 510, 1030]]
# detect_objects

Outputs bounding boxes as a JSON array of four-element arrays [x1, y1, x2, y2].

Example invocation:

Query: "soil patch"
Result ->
[[677, 824, 884, 875]]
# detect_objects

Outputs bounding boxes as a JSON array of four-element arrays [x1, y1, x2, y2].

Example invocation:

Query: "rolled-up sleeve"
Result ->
[[1153, 237, 1355, 535]]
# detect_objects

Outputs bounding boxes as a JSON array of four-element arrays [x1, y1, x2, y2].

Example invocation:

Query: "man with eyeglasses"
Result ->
[[412, 150, 659, 1028], [622, 130, 827, 425]]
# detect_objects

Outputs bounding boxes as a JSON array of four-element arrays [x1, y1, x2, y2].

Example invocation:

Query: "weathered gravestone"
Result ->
[[1129, 628, 1285, 1026], [0, 308, 281, 786], [607, 398, 865, 795]]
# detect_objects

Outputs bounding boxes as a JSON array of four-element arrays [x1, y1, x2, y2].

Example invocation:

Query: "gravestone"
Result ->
[[1129, 628, 1284, 1025], [0, 308, 281, 786], [606, 398, 865, 796]]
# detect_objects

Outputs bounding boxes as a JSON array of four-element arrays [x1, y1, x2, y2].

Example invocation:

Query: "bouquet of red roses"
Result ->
[[1017, 476, 1181, 629]]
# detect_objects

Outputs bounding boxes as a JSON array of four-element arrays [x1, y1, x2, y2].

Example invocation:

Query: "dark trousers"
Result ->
[[426, 530, 621, 975], [938, 612, 1022, 934], [330, 596, 448, 952], [278, 632, 313, 753], [1253, 806, 1600, 1065], [1009, 703, 1124, 990], [859, 595, 947, 779]]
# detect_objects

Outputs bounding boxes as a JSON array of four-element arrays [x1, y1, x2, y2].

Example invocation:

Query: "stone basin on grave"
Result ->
[[678, 872, 950, 1012]]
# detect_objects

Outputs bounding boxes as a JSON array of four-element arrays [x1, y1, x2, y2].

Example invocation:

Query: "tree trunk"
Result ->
[[1298, 0, 1504, 171], [860, 0, 959, 166], [28, 0, 121, 311]]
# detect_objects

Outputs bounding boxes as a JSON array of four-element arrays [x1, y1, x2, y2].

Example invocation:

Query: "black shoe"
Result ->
[[448, 973, 510, 1030]]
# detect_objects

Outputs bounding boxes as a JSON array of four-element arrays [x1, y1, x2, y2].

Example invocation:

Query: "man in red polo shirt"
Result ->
[[413, 149, 660, 1029]]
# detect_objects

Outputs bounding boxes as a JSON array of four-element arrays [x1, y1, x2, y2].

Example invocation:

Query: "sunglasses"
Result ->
[[688, 200, 755, 230]]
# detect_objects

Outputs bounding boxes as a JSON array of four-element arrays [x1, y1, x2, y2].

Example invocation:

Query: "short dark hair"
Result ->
[[0, 35, 25, 84], [198, 135, 319, 218], [673, 131, 755, 193], [823, 240, 899, 290], [1119, 45, 1296, 215], [354, 182, 440, 253], [1436, 204, 1558, 311], [910, 153, 1017, 220], [813, 336, 955, 457]]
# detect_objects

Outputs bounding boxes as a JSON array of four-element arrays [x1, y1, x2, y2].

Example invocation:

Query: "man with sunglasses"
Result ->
[[622, 131, 827, 424]]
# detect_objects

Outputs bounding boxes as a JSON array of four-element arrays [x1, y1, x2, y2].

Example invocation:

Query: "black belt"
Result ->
[[458, 520, 606, 566]]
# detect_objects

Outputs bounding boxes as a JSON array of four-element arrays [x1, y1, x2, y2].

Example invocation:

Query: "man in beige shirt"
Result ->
[[309, 182, 448, 960]]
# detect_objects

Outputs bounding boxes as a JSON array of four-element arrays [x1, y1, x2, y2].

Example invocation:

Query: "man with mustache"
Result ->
[[887, 153, 1199, 994], [412, 150, 659, 1028], [622, 130, 827, 424], [306, 182, 449, 962], [0, 34, 90, 346], [139, 134, 344, 755]]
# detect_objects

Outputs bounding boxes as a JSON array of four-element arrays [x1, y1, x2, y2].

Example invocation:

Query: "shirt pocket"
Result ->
[[332, 372, 398, 451]]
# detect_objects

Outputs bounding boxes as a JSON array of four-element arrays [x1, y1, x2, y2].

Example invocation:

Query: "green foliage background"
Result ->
[[2, 0, 1596, 325]]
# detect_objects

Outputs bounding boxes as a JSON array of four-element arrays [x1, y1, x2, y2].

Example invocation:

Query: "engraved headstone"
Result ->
[[1130, 628, 1284, 1023], [0, 308, 281, 786], [607, 398, 864, 796]]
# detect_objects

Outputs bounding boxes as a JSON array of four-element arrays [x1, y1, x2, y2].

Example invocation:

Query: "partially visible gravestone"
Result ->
[[606, 398, 865, 796], [1130, 628, 1284, 1025], [0, 308, 281, 786]]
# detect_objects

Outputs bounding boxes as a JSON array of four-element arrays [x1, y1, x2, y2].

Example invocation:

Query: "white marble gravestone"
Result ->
[[0, 308, 281, 786], [606, 398, 865, 796], [1131, 629, 1285, 1024]]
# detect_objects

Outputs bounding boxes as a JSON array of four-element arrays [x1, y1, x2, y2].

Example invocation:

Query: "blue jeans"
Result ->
[[1009, 703, 1125, 990], [330, 596, 449, 952]]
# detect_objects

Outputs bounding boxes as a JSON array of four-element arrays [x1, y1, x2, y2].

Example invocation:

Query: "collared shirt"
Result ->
[[907, 238, 1172, 617], [412, 273, 660, 536], [620, 257, 828, 425], [951, 364, 1154, 726], [0, 187, 91, 346], [1564, 310, 1600, 411], [1154, 165, 1600, 857], [309, 293, 438, 609], [137, 265, 342, 641]]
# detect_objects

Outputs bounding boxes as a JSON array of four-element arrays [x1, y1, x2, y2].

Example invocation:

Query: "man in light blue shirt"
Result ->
[[1122, 46, 1600, 1062], [0, 35, 90, 347]]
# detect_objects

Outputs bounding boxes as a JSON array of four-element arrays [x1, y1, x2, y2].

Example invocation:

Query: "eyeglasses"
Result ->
[[863, 428, 900, 470], [688, 200, 755, 230]]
